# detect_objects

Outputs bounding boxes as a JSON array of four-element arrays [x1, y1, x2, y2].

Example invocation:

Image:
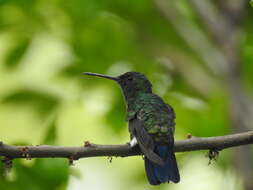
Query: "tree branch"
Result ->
[[1, 131, 253, 160], [188, 0, 230, 45], [153, 0, 228, 75]]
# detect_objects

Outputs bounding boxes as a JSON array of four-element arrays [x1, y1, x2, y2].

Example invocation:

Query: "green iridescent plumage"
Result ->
[[127, 93, 175, 137]]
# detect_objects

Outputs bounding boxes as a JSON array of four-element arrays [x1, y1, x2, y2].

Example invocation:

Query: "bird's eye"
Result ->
[[127, 77, 133, 81]]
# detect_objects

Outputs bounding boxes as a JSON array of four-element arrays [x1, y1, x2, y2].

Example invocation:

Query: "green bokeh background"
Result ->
[[0, 0, 252, 190]]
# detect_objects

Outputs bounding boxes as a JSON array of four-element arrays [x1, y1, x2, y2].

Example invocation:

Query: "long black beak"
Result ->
[[82, 72, 118, 81]]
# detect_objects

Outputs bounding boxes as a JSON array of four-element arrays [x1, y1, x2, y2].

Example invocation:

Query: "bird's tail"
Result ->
[[144, 145, 180, 185]]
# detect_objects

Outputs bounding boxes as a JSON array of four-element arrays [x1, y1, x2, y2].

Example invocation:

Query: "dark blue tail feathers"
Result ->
[[145, 145, 180, 185]]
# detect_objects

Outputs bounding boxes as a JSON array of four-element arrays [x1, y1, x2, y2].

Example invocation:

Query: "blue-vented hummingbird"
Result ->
[[83, 71, 180, 185]]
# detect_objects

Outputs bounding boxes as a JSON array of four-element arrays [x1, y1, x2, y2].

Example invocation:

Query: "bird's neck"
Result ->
[[120, 83, 152, 111], [124, 91, 149, 110]]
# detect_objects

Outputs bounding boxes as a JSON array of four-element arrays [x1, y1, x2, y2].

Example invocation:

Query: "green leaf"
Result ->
[[2, 89, 60, 118], [43, 118, 57, 144], [32, 159, 69, 188], [0, 159, 69, 190], [5, 39, 30, 69]]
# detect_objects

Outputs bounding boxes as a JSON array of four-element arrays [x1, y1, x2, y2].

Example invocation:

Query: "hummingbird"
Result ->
[[83, 71, 180, 185]]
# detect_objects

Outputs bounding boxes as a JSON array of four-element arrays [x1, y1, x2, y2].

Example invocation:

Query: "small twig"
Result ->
[[186, 133, 192, 139], [206, 149, 219, 165], [84, 141, 92, 147]]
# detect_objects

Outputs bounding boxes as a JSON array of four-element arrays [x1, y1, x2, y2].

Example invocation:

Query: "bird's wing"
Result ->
[[129, 118, 164, 166]]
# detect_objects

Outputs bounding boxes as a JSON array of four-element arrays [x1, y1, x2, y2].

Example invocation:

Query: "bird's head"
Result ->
[[83, 71, 152, 100]]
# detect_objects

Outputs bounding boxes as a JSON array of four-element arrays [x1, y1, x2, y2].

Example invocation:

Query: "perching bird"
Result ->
[[83, 71, 180, 185]]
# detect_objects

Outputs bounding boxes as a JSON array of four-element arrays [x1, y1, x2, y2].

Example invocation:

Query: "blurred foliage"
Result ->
[[0, 0, 252, 190], [2, 89, 59, 118], [0, 118, 69, 190], [5, 38, 30, 69]]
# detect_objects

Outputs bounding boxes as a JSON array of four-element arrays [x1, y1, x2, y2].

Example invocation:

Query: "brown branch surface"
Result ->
[[1, 131, 253, 160]]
